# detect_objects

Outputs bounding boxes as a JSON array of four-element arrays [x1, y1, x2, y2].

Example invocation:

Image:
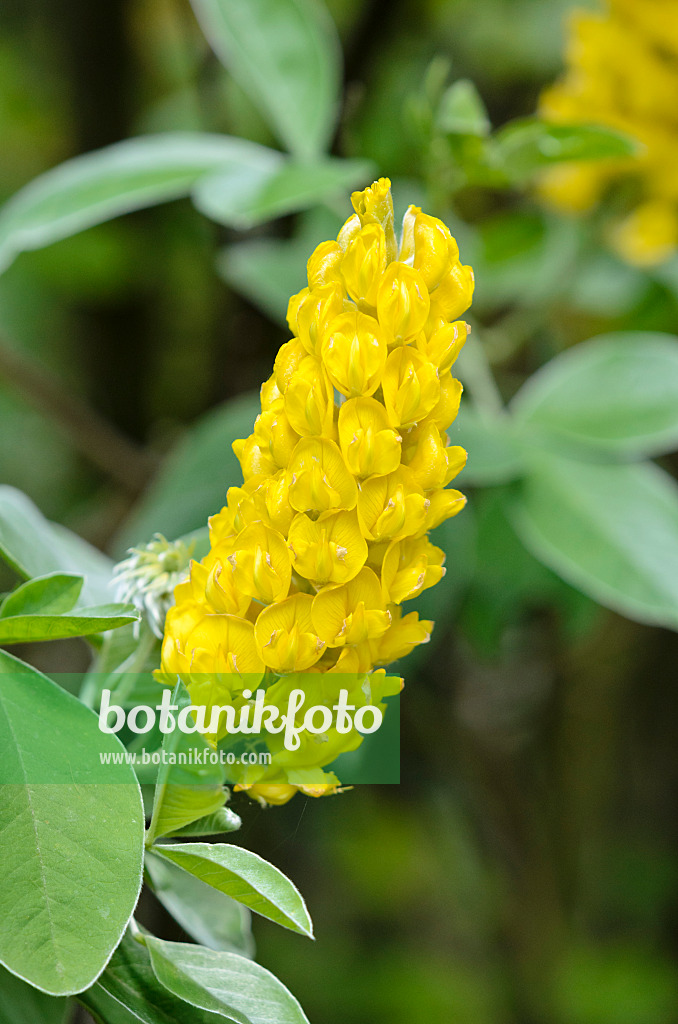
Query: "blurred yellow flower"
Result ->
[[160, 178, 472, 803], [540, 0, 678, 265]]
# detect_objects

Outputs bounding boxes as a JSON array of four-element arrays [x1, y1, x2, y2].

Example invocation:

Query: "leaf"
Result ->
[[79, 932, 225, 1024], [113, 393, 260, 554], [512, 332, 678, 458], [165, 806, 242, 838], [193, 157, 373, 230], [190, 0, 341, 159], [436, 79, 490, 137], [512, 453, 678, 630], [494, 118, 637, 180], [146, 937, 310, 1024], [0, 572, 83, 617], [149, 842, 313, 937], [146, 854, 255, 956], [0, 967, 69, 1024], [0, 603, 138, 643], [0, 133, 284, 274], [0, 650, 145, 995], [448, 404, 525, 485], [0, 486, 114, 605], [153, 786, 228, 841]]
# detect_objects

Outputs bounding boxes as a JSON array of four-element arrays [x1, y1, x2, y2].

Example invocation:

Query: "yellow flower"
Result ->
[[312, 568, 392, 647], [160, 178, 471, 804], [337, 397, 402, 478], [254, 593, 326, 673], [539, 0, 678, 265]]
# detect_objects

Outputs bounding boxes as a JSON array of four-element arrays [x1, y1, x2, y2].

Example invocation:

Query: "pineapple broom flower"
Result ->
[[539, 0, 678, 266], [159, 179, 473, 805]]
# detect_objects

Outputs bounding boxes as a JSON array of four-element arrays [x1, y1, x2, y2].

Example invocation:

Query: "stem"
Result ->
[[145, 678, 183, 849], [0, 333, 158, 493]]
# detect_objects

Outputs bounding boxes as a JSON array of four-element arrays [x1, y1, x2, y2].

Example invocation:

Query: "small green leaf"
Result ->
[[0, 603, 138, 643], [437, 79, 490, 137], [113, 393, 260, 553], [78, 932, 224, 1024], [0, 486, 113, 605], [0, 967, 69, 1024], [512, 332, 678, 458], [153, 786, 228, 841], [449, 405, 525, 485], [495, 118, 637, 180], [0, 133, 284, 274], [146, 854, 254, 956], [512, 454, 678, 630], [194, 157, 373, 230], [165, 806, 242, 838], [146, 937, 310, 1024], [0, 572, 83, 618], [150, 841, 313, 937], [0, 650, 145, 995], [190, 0, 341, 159]]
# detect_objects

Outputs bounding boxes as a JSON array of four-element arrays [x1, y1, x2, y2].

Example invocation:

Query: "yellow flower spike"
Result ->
[[307, 240, 343, 288], [224, 523, 292, 605], [417, 320, 469, 374], [232, 435, 277, 480], [376, 262, 430, 344], [320, 309, 387, 398], [351, 177, 397, 261], [400, 206, 461, 290], [295, 285, 345, 356], [381, 536, 446, 604], [340, 223, 388, 308], [288, 437, 358, 514], [337, 397, 402, 479], [284, 357, 336, 438], [312, 567, 392, 647], [357, 466, 428, 543], [254, 593, 326, 672], [382, 347, 441, 429], [288, 509, 367, 585], [161, 178, 472, 802], [253, 409, 300, 468], [369, 608, 433, 665], [404, 420, 467, 490], [429, 372, 463, 431], [428, 262, 475, 323], [538, 1, 678, 266]]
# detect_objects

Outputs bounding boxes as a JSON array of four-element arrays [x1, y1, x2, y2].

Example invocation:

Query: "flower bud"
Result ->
[[377, 262, 430, 344], [321, 310, 387, 398], [382, 348, 441, 428]]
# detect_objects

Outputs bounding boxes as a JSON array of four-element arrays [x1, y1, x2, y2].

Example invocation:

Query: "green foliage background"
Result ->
[[2, 0, 678, 1021]]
